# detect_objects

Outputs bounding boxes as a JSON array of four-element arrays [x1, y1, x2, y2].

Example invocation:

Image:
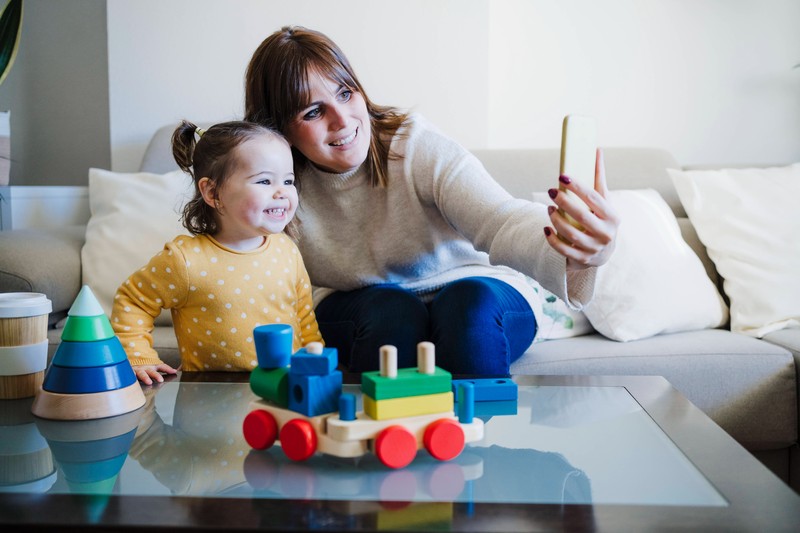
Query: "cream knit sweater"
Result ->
[[295, 114, 597, 317]]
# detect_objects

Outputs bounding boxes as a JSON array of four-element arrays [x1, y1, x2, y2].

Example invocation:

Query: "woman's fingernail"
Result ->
[[544, 227, 553, 237], [547, 205, 556, 215], [559, 175, 571, 185], [548, 188, 558, 199]]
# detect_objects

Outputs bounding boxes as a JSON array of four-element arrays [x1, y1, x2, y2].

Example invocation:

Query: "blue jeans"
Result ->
[[315, 277, 536, 375]]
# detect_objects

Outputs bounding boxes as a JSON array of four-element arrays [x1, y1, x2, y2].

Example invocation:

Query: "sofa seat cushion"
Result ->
[[511, 329, 796, 451], [763, 327, 800, 358]]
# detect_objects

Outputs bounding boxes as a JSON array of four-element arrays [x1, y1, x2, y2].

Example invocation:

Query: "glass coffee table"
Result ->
[[1, 373, 798, 531]]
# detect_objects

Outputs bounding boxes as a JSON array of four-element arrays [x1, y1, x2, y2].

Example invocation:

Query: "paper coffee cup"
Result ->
[[0, 293, 52, 399]]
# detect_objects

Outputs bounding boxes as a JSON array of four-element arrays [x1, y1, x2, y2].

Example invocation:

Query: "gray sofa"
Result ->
[[1, 124, 797, 492]]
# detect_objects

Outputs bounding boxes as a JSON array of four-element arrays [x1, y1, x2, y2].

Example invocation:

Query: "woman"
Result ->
[[244, 26, 619, 375]]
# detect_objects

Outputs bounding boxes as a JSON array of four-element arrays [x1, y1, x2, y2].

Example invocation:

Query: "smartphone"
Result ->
[[558, 114, 597, 230]]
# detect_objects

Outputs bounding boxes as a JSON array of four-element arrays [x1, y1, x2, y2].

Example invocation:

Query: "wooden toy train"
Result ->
[[242, 325, 484, 469]]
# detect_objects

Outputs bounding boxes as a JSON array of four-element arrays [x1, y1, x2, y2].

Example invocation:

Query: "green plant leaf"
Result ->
[[0, 0, 23, 86]]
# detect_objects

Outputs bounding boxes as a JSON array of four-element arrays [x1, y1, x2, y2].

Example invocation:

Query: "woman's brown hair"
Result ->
[[172, 120, 291, 236], [244, 26, 408, 187]]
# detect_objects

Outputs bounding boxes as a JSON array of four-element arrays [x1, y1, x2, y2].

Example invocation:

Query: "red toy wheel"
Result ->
[[243, 410, 278, 450], [375, 425, 417, 469], [280, 418, 318, 461], [423, 419, 465, 461]]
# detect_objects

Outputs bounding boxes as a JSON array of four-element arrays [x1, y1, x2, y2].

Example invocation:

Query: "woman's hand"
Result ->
[[543, 148, 620, 271], [133, 363, 178, 386]]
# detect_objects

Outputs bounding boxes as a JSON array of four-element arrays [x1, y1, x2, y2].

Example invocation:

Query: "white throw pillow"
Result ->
[[82, 168, 194, 325], [536, 189, 728, 342], [669, 164, 800, 337]]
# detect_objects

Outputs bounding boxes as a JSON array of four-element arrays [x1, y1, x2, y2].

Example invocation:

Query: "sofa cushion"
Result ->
[[763, 327, 800, 358], [670, 164, 800, 338], [82, 168, 193, 326], [511, 329, 797, 451], [535, 189, 728, 342], [0, 226, 84, 323]]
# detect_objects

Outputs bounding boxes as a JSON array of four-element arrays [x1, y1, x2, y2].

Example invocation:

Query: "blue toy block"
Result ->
[[339, 393, 356, 421], [288, 370, 343, 417], [451, 378, 517, 402], [42, 359, 137, 394], [457, 382, 474, 424], [50, 337, 128, 368], [253, 324, 293, 368], [473, 399, 518, 417], [290, 346, 338, 375]]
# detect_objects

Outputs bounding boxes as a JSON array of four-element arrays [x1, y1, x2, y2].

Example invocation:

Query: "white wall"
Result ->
[[487, 0, 800, 165], [0, 0, 110, 186], [108, 0, 800, 172], [107, 0, 490, 171]]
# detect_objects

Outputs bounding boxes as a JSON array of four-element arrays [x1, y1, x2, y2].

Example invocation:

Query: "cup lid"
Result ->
[[0, 293, 53, 318]]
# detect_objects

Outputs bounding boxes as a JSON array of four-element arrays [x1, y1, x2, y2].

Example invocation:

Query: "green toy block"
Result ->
[[361, 366, 452, 400], [61, 314, 115, 342], [250, 366, 289, 407]]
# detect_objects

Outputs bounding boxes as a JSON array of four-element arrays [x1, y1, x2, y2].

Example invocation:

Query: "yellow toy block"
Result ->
[[364, 391, 454, 421], [377, 502, 453, 531]]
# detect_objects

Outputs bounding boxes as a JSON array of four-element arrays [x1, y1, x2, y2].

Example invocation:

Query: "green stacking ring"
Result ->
[[65, 475, 118, 495], [61, 315, 115, 342]]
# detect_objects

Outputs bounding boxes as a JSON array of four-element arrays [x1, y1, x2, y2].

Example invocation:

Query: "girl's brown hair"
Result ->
[[172, 120, 289, 236], [244, 26, 408, 187]]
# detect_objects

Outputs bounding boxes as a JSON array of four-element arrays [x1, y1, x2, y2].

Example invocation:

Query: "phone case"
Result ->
[[560, 115, 597, 189], [558, 115, 597, 231]]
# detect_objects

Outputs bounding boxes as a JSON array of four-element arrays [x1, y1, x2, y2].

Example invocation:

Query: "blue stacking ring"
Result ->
[[57, 452, 129, 484], [51, 337, 128, 368], [45, 429, 137, 463], [43, 359, 136, 394]]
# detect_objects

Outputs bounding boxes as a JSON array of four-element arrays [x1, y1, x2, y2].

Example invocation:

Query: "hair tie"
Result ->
[[195, 127, 206, 137]]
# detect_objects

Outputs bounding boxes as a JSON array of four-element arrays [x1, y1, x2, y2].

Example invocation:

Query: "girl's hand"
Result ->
[[133, 363, 178, 386], [543, 148, 620, 271]]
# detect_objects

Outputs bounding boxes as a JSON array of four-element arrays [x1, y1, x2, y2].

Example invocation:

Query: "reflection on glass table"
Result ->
[[1, 380, 726, 510], [0, 395, 143, 523]]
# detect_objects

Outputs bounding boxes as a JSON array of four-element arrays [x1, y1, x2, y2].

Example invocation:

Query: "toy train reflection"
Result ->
[[242, 325, 483, 468]]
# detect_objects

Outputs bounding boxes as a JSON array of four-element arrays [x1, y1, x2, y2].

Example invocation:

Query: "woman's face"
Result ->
[[285, 69, 371, 174]]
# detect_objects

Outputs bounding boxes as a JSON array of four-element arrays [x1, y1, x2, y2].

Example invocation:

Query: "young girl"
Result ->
[[244, 27, 619, 375], [111, 120, 322, 385]]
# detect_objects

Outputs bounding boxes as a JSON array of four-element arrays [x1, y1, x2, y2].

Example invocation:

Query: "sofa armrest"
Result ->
[[0, 226, 85, 324]]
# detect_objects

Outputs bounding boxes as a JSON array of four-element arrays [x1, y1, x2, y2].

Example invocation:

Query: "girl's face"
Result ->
[[204, 135, 297, 250], [285, 69, 371, 174]]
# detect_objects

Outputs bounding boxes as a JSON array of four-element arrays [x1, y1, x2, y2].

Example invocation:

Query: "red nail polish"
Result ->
[[548, 188, 558, 199], [559, 175, 571, 185], [544, 227, 552, 237], [547, 205, 556, 215]]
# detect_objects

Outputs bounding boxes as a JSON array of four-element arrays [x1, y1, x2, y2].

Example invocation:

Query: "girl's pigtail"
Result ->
[[171, 120, 199, 175]]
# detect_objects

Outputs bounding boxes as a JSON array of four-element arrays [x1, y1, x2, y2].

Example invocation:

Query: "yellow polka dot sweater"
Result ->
[[111, 233, 322, 371]]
